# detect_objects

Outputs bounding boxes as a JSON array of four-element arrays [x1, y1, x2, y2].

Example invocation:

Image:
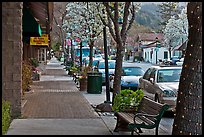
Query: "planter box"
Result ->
[[79, 78, 87, 91]]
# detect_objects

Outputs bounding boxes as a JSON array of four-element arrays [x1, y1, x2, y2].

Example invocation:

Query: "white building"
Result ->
[[142, 43, 169, 64]]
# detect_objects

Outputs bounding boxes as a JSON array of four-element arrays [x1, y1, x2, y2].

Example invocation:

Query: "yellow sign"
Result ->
[[30, 34, 49, 46]]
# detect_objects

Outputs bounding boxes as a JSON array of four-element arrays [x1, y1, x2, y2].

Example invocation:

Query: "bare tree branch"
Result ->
[[107, 16, 117, 42], [103, 2, 115, 24], [126, 3, 135, 33], [113, 2, 122, 44], [121, 2, 130, 40]]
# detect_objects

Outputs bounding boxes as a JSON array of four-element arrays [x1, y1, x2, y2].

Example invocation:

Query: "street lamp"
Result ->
[[155, 37, 160, 64], [102, 9, 111, 104]]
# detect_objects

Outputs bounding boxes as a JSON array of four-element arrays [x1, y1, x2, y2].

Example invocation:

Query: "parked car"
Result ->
[[139, 65, 182, 112], [83, 57, 101, 70], [176, 57, 184, 66], [110, 66, 145, 91], [96, 60, 116, 84], [168, 56, 181, 65], [94, 54, 103, 60]]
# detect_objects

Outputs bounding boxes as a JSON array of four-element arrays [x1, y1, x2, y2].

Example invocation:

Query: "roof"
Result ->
[[150, 65, 182, 69], [173, 39, 188, 50], [138, 33, 164, 42], [126, 36, 139, 46]]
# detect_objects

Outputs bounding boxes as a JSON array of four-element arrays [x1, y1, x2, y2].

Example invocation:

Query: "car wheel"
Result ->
[[154, 94, 160, 103]]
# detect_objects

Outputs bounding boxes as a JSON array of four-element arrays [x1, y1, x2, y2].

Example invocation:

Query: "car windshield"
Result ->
[[98, 61, 115, 69], [122, 67, 144, 76], [93, 60, 99, 66], [157, 69, 182, 82]]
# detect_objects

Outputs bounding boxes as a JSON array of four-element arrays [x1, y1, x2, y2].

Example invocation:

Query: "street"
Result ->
[[123, 61, 153, 72]]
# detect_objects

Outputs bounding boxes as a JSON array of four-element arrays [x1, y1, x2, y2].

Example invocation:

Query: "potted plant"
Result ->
[[68, 66, 78, 76], [112, 89, 144, 112], [78, 66, 92, 91]]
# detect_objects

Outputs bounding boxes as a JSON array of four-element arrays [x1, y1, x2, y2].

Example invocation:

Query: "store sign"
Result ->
[[30, 34, 48, 46]]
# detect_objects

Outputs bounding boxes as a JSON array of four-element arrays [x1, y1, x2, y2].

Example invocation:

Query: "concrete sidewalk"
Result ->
[[6, 57, 173, 135]]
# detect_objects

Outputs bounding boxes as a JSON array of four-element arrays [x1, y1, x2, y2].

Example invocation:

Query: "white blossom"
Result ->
[[163, 7, 188, 49]]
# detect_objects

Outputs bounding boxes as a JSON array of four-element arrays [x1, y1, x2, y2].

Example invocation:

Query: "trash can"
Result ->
[[87, 72, 102, 94]]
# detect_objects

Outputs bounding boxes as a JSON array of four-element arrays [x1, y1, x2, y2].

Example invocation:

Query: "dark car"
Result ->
[[97, 60, 116, 84], [121, 66, 145, 91], [168, 56, 181, 65], [110, 65, 145, 91]]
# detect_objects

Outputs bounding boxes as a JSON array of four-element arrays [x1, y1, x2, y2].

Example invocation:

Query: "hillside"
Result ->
[[135, 3, 187, 32], [135, 3, 161, 32]]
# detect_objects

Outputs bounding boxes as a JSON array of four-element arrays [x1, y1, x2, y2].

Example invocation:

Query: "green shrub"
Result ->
[[2, 99, 11, 135], [57, 56, 61, 61], [112, 89, 144, 112], [30, 58, 39, 68]]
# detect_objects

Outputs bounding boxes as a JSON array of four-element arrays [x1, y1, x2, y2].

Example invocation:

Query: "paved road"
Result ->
[[123, 61, 153, 72]]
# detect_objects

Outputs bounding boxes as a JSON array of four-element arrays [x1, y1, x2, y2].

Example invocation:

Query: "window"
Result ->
[[149, 68, 156, 79], [38, 48, 46, 62], [143, 68, 152, 80], [122, 67, 144, 76], [157, 69, 182, 82], [164, 51, 168, 59]]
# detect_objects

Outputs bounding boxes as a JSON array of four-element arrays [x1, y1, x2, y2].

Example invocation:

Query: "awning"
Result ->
[[23, 7, 42, 37]]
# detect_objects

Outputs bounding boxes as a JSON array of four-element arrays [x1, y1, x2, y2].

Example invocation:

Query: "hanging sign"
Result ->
[[30, 34, 49, 46]]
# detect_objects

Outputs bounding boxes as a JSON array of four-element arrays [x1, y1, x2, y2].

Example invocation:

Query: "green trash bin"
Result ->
[[87, 72, 102, 94]]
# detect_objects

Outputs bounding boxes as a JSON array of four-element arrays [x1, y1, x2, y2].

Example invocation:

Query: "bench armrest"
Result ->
[[133, 113, 158, 124]]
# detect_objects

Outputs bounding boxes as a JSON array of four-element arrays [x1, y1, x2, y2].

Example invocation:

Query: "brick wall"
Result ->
[[2, 2, 23, 118]]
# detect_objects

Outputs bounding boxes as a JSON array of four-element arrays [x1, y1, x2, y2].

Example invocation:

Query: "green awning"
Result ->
[[23, 7, 42, 37]]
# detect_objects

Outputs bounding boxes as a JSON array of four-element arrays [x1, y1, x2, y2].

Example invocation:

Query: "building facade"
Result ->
[[2, 2, 53, 118]]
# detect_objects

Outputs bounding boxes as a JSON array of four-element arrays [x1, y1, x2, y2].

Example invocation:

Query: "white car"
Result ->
[[139, 65, 182, 112]]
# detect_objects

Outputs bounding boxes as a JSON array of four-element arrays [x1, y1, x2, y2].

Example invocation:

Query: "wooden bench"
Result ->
[[114, 96, 169, 135]]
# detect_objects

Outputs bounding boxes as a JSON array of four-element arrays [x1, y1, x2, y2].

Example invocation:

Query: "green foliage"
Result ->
[[68, 66, 80, 75], [70, 66, 79, 72], [22, 61, 33, 95], [57, 56, 61, 61], [112, 89, 144, 112], [2, 99, 11, 135], [51, 42, 61, 52], [30, 58, 39, 68]]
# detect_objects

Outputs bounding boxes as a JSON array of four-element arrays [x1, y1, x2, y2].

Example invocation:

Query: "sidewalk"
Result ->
[[6, 57, 173, 135]]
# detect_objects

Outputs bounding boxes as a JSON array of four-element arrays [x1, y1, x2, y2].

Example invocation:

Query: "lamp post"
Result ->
[[102, 9, 111, 103], [155, 37, 160, 64], [103, 25, 111, 103]]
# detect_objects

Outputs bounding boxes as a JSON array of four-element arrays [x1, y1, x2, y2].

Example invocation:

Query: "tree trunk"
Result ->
[[71, 38, 75, 67], [89, 40, 94, 68], [112, 43, 124, 105], [172, 2, 202, 135], [80, 41, 83, 71]]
